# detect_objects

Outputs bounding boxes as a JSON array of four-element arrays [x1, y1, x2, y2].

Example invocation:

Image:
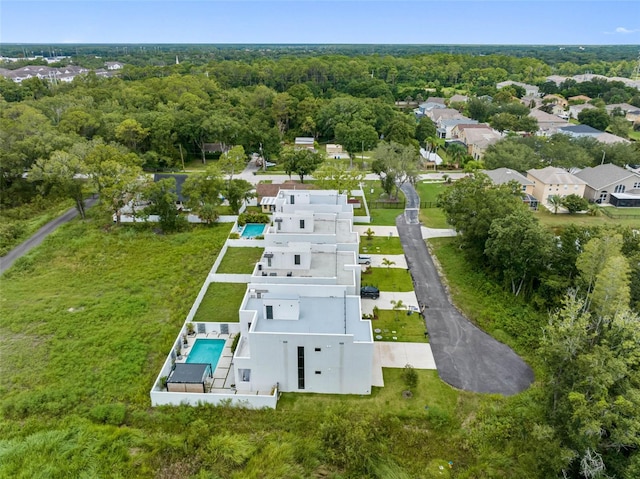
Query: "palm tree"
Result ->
[[548, 195, 562, 214], [390, 299, 406, 321], [382, 258, 396, 269]]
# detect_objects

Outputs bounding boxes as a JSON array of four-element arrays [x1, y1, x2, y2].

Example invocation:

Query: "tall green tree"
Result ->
[[312, 160, 365, 195], [182, 164, 225, 222], [224, 179, 254, 215], [143, 177, 183, 232], [371, 142, 420, 199], [280, 146, 324, 183], [485, 210, 552, 296], [438, 173, 527, 260], [334, 120, 379, 168], [29, 151, 88, 219], [219, 145, 247, 181]]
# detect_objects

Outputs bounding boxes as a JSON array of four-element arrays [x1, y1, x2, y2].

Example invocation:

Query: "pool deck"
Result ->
[[177, 333, 237, 391]]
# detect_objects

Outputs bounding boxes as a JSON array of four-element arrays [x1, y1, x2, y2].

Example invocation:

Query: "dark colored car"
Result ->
[[360, 286, 380, 299]]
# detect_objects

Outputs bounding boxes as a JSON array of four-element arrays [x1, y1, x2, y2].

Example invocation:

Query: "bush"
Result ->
[[231, 333, 240, 354], [562, 194, 589, 214], [237, 211, 270, 226], [401, 364, 418, 389], [229, 232, 240, 239]]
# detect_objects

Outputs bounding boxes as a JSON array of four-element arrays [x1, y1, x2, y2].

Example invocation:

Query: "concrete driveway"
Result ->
[[372, 342, 436, 387], [398, 184, 534, 395], [360, 291, 419, 314], [364, 254, 407, 268]]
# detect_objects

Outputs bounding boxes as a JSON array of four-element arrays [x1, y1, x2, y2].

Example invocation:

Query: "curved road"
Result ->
[[0, 198, 97, 275], [398, 183, 533, 395]]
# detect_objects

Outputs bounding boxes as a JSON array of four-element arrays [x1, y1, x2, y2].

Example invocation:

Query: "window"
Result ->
[[634, 182, 640, 189], [314, 347, 321, 352], [266, 305, 273, 319], [614, 184, 626, 193], [297, 347, 305, 389], [299, 219, 305, 229], [290, 195, 295, 204], [315, 371, 321, 375], [239, 369, 251, 382], [294, 254, 301, 265]]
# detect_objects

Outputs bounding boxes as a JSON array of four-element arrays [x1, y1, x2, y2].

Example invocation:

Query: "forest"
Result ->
[[1, 45, 640, 478]]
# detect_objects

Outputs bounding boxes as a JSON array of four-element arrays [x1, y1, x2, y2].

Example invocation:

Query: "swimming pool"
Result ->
[[186, 339, 226, 370], [241, 223, 266, 238]]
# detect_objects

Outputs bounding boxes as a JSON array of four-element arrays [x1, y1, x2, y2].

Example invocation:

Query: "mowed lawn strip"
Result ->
[[371, 309, 428, 343], [192, 283, 246, 323], [362, 267, 414, 291], [360, 236, 405, 255], [216, 247, 264, 274]]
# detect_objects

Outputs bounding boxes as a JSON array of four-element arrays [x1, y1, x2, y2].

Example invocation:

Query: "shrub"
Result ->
[[228, 232, 240, 239], [231, 333, 240, 354], [401, 364, 418, 389], [237, 211, 270, 226]]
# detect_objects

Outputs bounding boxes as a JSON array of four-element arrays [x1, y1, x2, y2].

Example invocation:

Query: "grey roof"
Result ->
[[527, 166, 587, 185], [483, 168, 534, 186], [167, 363, 211, 383], [574, 164, 640, 190], [557, 124, 602, 135]]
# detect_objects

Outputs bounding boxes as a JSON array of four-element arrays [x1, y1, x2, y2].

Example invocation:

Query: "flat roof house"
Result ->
[[574, 163, 640, 204], [294, 137, 315, 150], [234, 283, 373, 395]]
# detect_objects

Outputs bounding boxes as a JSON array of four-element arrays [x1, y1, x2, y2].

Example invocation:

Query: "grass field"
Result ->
[[362, 267, 414, 291], [360, 236, 405, 254], [535, 207, 640, 229], [0, 210, 534, 478], [192, 282, 247, 322], [371, 309, 428, 343], [0, 198, 74, 256], [216, 247, 264, 274]]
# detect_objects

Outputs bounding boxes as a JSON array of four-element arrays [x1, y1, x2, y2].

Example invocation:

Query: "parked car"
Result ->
[[360, 286, 380, 299], [358, 254, 371, 265]]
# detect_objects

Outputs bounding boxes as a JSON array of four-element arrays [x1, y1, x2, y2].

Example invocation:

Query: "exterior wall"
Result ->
[[150, 389, 278, 408], [527, 175, 587, 204], [234, 331, 373, 395], [585, 177, 640, 203]]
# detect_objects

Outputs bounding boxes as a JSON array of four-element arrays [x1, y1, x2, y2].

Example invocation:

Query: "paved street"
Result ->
[[397, 184, 534, 395]]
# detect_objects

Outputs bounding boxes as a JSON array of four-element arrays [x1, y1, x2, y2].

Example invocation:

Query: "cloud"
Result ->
[[605, 26, 640, 34]]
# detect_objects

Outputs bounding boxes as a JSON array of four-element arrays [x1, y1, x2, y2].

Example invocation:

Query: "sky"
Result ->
[[1, 1, 639, 45]]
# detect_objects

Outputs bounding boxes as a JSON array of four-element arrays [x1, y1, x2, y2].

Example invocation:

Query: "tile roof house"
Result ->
[[437, 118, 478, 139], [452, 124, 502, 160], [527, 166, 587, 206], [568, 103, 595, 119], [556, 125, 630, 144], [574, 164, 640, 204], [483, 168, 534, 194], [528, 108, 569, 135], [448, 94, 469, 104], [496, 81, 540, 97], [483, 168, 538, 209], [568, 95, 592, 103], [545, 75, 568, 86]]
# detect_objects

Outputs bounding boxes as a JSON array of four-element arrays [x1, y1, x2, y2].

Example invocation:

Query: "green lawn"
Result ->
[[192, 282, 246, 322], [535, 207, 640, 229], [414, 181, 447, 203], [371, 309, 427, 343], [362, 267, 414, 291], [420, 207, 450, 229], [216, 247, 264, 274], [368, 208, 404, 225], [360, 236, 405, 254]]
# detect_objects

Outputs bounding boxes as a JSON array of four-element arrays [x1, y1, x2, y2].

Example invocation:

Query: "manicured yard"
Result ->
[[362, 267, 414, 292], [363, 180, 405, 226], [360, 236, 405, 255], [370, 309, 428, 343], [420, 207, 450, 229], [535, 207, 640, 229], [414, 181, 447, 203], [192, 282, 246, 322], [216, 247, 264, 274]]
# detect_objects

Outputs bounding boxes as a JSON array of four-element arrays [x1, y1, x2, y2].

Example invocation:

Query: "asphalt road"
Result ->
[[0, 198, 97, 275], [398, 183, 534, 395]]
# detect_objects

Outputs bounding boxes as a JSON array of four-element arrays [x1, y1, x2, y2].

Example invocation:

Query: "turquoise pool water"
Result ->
[[241, 223, 266, 238], [186, 339, 225, 369]]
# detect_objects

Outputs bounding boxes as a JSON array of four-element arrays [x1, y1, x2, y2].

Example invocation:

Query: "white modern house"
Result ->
[[151, 189, 374, 408], [233, 282, 373, 395]]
